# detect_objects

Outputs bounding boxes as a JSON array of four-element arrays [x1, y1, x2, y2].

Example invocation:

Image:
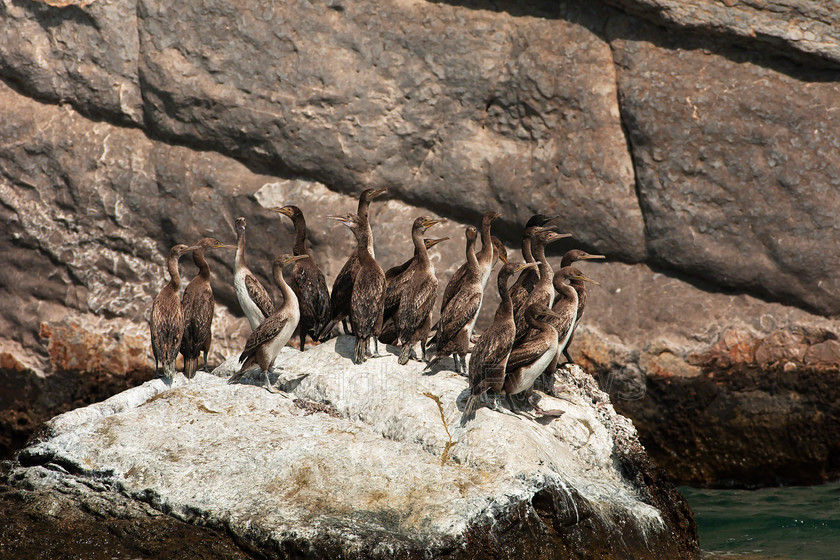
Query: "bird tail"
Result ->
[[184, 357, 198, 380], [462, 393, 481, 423], [423, 354, 442, 372], [317, 318, 339, 342], [398, 344, 411, 366], [228, 357, 251, 385], [162, 361, 176, 383], [354, 336, 368, 364]]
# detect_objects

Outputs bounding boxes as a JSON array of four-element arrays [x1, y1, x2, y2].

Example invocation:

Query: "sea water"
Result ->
[[681, 482, 840, 560]]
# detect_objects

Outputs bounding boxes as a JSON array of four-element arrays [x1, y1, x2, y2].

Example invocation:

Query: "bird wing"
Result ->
[[440, 263, 466, 311], [292, 260, 332, 332], [330, 254, 359, 318], [469, 325, 513, 388], [437, 288, 481, 347], [150, 289, 183, 363], [349, 267, 386, 336], [239, 312, 290, 363], [384, 260, 415, 312], [385, 257, 413, 284], [398, 274, 437, 340], [181, 281, 214, 355], [245, 273, 274, 318], [505, 336, 550, 373]]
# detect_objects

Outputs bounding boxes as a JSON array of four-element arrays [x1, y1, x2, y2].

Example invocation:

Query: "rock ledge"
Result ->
[[8, 337, 697, 559]]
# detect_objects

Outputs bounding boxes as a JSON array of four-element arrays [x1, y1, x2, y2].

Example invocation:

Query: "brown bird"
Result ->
[[428, 226, 481, 374], [150, 243, 200, 381], [559, 249, 605, 363], [439, 211, 502, 313], [329, 213, 386, 364], [180, 237, 235, 379], [270, 205, 331, 350], [462, 261, 537, 421], [320, 188, 387, 339], [228, 254, 309, 392], [233, 217, 274, 331], [503, 303, 567, 416], [379, 237, 448, 345], [535, 266, 599, 395], [396, 217, 444, 364], [513, 229, 572, 342]]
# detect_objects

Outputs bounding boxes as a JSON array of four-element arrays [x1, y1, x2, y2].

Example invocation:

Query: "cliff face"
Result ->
[[1, 0, 838, 486], [5, 338, 698, 559]]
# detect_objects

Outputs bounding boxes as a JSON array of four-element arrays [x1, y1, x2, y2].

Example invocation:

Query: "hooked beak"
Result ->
[[422, 218, 445, 229], [285, 255, 310, 265], [546, 232, 573, 243], [425, 237, 449, 249], [215, 244, 237, 250], [514, 262, 539, 273], [184, 245, 202, 252], [269, 206, 294, 217], [369, 188, 388, 199], [580, 253, 606, 261], [327, 215, 353, 226], [571, 273, 600, 286], [498, 252, 508, 264]]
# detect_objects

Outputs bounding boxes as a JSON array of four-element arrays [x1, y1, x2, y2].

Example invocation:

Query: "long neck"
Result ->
[[274, 265, 298, 310], [521, 236, 534, 264], [477, 218, 493, 264], [533, 242, 552, 282], [292, 215, 308, 256], [235, 230, 247, 270], [166, 254, 181, 291], [494, 272, 513, 322], [412, 227, 429, 266], [358, 198, 370, 221], [556, 282, 579, 312], [465, 236, 478, 273], [355, 221, 375, 262], [193, 248, 210, 279]]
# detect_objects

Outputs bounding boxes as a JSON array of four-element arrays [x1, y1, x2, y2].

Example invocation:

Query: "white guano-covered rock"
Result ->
[[15, 337, 696, 559]]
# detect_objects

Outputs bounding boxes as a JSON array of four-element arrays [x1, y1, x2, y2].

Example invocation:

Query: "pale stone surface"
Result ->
[[16, 337, 695, 558]]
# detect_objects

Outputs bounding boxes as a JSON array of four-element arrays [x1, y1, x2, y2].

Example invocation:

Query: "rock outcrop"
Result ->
[[1, 0, 838, 489], [6, 337, 698, 559]]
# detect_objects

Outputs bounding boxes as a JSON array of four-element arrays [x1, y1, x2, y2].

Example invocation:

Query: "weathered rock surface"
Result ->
[[610, 14, 840, 316], [572, 262, 840, 487], [602, 0, 840, 68], [1, 0, 839, 491], [7, 337, 698, 559]]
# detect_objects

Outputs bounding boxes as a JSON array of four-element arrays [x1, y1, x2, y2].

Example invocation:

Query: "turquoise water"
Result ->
[[681, 482, 840, 560]]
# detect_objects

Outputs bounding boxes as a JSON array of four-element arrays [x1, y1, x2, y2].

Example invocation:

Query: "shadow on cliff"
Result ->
[[432, 0, 840, 80]]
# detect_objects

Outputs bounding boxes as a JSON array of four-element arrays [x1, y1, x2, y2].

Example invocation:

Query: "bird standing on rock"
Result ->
[[396, 217, 444, 364], [503, 303, 567, 416], [428, 226, 482, 374], [535, 266, 599, 395], [558, 249, 605, 363], [228, 254, 309, 392], [462, 261, 537, 421], [233, 217, 274, 331], [181, 237, 236, 379], [321, 188, 387, 339], [270, 205, 331, 350], [379, 236, 448, 346], [439, 211, 502, 314], [328, 213, 386, 364], [150, 243, 201, 381]]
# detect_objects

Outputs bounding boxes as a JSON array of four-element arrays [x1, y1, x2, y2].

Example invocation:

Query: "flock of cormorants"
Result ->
[[149, 188, 603, 420]]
